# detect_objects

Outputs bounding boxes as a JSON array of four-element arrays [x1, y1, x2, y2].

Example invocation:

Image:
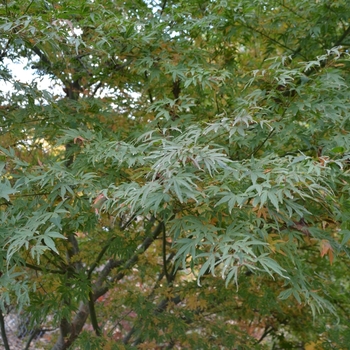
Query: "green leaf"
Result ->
[[340, 230, 350, 246], [0, 181, 16, 201], [259, 256, 289, 280], [268, 191, 279, 211], [43, 236, 58, 254]]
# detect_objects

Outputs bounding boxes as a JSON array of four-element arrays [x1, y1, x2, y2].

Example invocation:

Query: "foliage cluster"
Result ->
[[1, 0, 350, 349]]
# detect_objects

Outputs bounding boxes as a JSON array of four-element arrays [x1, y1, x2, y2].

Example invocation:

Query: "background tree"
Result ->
[[1, 0, 350, 349]]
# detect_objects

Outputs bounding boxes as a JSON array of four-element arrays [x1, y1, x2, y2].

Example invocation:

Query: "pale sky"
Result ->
[[1, 57, 64, 97]]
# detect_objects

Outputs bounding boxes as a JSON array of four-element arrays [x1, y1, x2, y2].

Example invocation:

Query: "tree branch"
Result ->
[[335, 24, 350, 46], [108, 221, 164, 287], [30, 46, 51, 68], [144, 71, 154, 104], [130, 296, 182, 346], [250, 127, 275, 157], [25, 262, 69, 275], [87, 238, 114, 279], [88, 291, 101, 337], [87, 216, 137, 280], [51, 221, 164, 350], [160, 0, 168, 15], [124, 256, 178, 346], [162, 222, 171, 283], [0, 308, 10, 350], [23, 0, 34, 15], [0, 38, 11, 61], [278, 1, 305, 20], [257, 325, 274, 344], [23, 328, 42, 350], [244, 24, 308, 60]]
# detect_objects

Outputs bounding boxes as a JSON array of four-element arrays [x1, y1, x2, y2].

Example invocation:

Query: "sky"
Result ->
[[1, 57, 64, 97]]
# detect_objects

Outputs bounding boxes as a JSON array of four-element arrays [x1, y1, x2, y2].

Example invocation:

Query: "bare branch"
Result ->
[[51, 221, 164, 350]]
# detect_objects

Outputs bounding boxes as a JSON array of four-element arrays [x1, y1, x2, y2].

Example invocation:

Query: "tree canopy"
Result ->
[[1, 0, 350, 349]]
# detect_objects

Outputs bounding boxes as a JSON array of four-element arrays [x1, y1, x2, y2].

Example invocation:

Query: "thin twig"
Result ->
[[124, 263, 178, 346], [23, 328, 41, 350], [86, 218, 135, 278], [335, 25, 350, 46], [162, 222, 171, 283], [0, 38, 11, 61], [250, 127, 275, 157], [25, 262, 69, 275], [23, 0, 34, 15], [257, 325, 274, 343], [110, 221, 164, 284], [87, 237, 114, 279], [160, 0, 168, 15], [244, 24, 308, 60]]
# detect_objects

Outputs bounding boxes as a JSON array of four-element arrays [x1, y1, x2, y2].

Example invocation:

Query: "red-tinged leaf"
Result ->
[[320, 239, 334, 264], [93, 193, 107, 214], [74, 136, 86, 144], [328, 249, 334, 265]]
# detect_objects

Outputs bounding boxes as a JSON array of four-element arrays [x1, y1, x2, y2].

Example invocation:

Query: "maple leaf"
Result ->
[[320, 239, 334, 265], [0, 182, 16, 201], [73, 136, 86, 145], [252, 206, 268, 220], [292, 218, 310, 236], [92, 193, 107, 214]]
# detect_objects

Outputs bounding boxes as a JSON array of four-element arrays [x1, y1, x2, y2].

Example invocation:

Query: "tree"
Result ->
[[1, 0, 350, 349]]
